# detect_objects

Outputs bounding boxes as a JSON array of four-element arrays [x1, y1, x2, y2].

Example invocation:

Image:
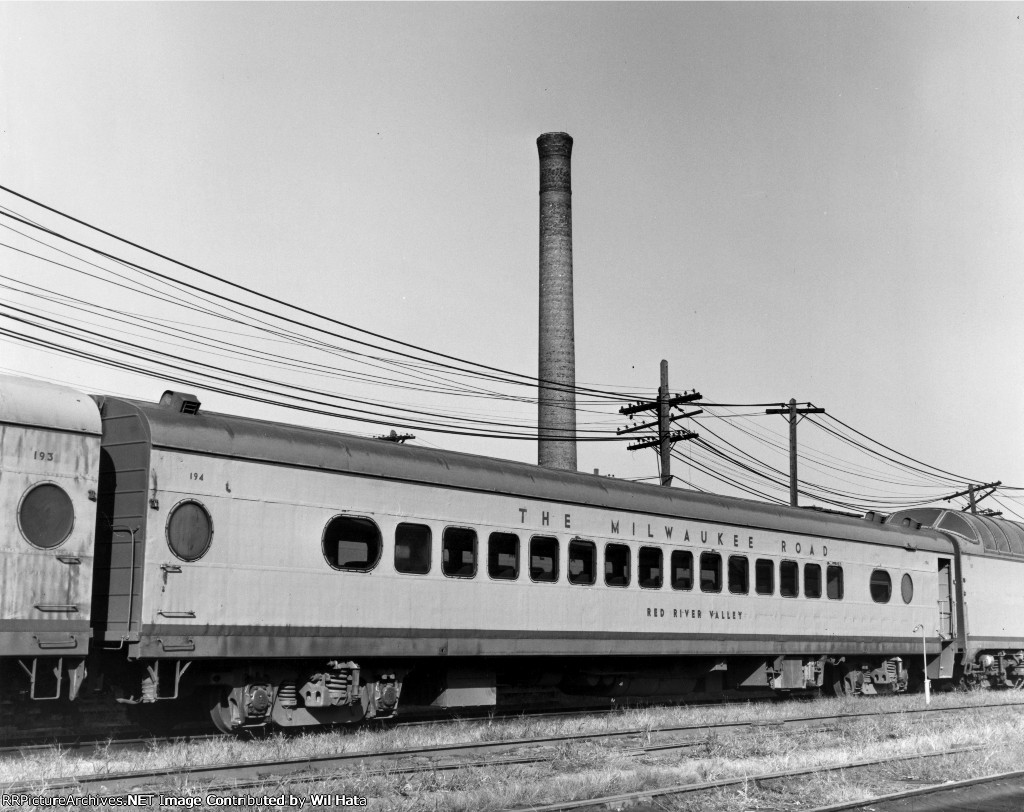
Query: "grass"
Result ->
[[2, 690, 1024, 810]]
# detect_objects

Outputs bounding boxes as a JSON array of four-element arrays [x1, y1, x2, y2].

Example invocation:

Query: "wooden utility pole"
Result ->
[[618, 360, 701, 486], [765, 398, 825, 507], [944, 481, 1001, 513], [658, 360, 671, 486]]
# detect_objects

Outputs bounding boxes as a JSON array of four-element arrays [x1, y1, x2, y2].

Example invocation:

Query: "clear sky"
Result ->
[[1, 3, 1022, 513]]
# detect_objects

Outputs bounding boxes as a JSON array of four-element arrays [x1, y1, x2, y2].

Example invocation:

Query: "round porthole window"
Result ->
[[901, 573, 914, 604], [166, 500, 213, 562], [19, 482, 75, 549]]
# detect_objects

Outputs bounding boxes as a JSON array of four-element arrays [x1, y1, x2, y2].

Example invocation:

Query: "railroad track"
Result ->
[[805, 768, 1024, 811], [0, 699, 648, 753], [0, 683, 802, 750], [0, 704, 633, 759], [0, 730, 221, 759], [2, 698, 1020, 799], [0, 692, 798, 758], [505, 745, 989, 812], [0, 724, 697, 795], [0, 690, 996, 757]]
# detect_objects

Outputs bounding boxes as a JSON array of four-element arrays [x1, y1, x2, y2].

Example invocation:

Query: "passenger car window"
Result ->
[[488, 532, 519, 580], [938, 512, 979, 543], [671, 550, 693, 590], [323, 515, 380, 571], [780, 560, 799, 598], [442, 527, 477, 578], [530, 536, 558, 582], [870, 569, 892, 603], [755, 559, 774, 595], [605, 543, 630, 587], [700, 552, 721, 593], [395, 523, 431, 574], [568, 539, 596, 585], [804, 563, 822, 598], [728, 555, 748, 594], [20, 482, 75, 550], [827, 565, 844, 599], [901, 573, 914, 604], [639, 546, 663, 589]]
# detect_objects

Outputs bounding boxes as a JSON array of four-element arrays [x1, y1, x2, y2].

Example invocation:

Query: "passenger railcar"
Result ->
[[887, 508, 1024, 689], [88, 387, 964, 732], [0, 375, 99, 704], [7, 375, 1023, 735]]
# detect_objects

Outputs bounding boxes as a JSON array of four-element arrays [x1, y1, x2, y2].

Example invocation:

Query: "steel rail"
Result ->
[[502, 745, 988, 812], [2, 700, 1018, 796], [0, 732, 221, 759], [0, 727, 658, 794], [801, 767, 1024, 812], [200, 740, 708, 794], [0, 701, 633, 753], [0, 705, 619, 756], [0, 735, 706, 797]]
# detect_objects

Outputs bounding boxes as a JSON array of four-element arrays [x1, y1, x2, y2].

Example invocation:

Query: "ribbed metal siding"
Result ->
[[92, 398, 150, 642]]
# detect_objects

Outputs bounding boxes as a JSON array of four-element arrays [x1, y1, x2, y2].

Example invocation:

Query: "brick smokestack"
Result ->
[[537, 132, 577, 471]]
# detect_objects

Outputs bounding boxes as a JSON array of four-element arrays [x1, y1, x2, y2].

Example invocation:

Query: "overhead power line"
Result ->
[[0, 185, 639, 402], [0, 187, 1014, 506]]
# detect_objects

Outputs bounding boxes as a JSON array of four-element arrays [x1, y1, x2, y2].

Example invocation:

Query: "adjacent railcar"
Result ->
[[0, 375, 99, 703], [888, 508, 1024, 689], [90, 388, 962, 732]]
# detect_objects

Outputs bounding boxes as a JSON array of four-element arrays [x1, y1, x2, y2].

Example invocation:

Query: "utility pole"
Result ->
[[618, 360, 701, 486], [944, 481, 1001, 514], [765, 398, 825, 507], [658, 360, 671, 486], [376, 430, 415, 443]]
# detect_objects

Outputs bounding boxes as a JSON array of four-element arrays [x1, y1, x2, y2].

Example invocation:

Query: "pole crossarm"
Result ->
[[945, 481, 1001, 501], [627, 430, 698, 452], [765, 403, 826, 419], [619, 390, 701, 416], [617, 362, 700, 486], [944, 481, 1002, 513], [617, 417, 660, 436], [618, 409, 703, 435], [375, 430, 416, 443]]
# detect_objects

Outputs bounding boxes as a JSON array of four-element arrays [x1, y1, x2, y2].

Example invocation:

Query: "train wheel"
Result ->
[[209, 687, 239, 734]]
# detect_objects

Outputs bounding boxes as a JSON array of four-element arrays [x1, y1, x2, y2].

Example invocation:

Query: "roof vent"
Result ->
[[159, 391, 201, 415]]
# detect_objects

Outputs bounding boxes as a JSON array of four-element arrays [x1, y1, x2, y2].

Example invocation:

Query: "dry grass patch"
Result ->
[[2, 690, 1024, 811]]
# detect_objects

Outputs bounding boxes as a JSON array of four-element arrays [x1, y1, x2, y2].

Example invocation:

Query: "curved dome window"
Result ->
[[19, 483, 75, 549], [938, 512, 980, 543], [166, 500, 213, 561]]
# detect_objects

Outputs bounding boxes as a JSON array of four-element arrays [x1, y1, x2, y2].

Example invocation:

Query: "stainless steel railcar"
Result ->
[[0, 375, 99, 703], [87, 387, 970, 732], [887, 507, 1024, 690]]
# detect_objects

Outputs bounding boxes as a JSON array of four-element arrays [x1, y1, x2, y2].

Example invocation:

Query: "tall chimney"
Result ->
[[537, 132, 577, 471]]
